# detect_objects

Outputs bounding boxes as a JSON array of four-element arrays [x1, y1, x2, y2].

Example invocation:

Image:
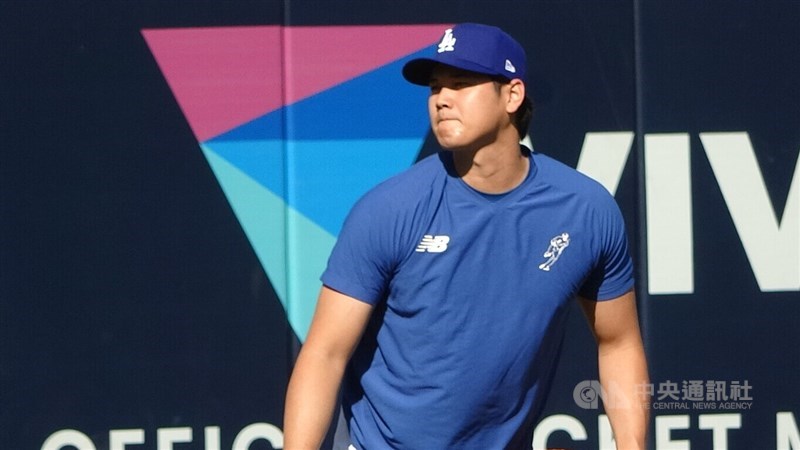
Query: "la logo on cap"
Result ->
[[438, 28, 456, 53]]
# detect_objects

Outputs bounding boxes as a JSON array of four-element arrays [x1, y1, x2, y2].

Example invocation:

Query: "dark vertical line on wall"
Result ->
[[632, 0, 650, 351]]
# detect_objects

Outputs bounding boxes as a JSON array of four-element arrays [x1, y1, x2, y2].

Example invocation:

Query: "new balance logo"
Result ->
[[416, 235, 450, 253]]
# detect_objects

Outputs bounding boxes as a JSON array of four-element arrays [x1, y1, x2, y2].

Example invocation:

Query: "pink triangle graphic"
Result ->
[[142, 24, 448, 142]]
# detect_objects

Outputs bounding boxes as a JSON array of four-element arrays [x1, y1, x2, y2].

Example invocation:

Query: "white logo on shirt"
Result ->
[[539, 233, 570, 271], [416, 235, 450, 253], [437, 29, 456, 53]]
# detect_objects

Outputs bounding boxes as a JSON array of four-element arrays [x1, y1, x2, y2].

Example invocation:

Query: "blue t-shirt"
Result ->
[[321, 149, 634, 449]]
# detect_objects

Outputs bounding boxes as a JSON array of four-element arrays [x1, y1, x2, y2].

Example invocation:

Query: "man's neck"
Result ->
[[452, 139, 529, 194]]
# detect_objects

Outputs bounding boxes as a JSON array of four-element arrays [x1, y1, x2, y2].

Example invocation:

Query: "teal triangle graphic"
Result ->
[[201, 143, 289, 303], [202, 143, 337, 341]]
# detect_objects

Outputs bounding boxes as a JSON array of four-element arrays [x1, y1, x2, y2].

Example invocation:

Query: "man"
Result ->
[[284, 23, 649, 449]]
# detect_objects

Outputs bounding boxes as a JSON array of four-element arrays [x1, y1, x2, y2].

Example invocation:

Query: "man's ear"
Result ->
[[505, 79, 526, 114]]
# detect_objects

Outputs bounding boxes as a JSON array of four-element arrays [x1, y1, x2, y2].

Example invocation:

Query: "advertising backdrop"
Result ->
[[1, 1, 798, 449]]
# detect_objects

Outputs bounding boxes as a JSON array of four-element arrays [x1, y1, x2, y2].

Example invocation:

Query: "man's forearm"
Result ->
[[284, 349, 347, 449], [598, 341, 650, 449], [284, 287, 373, 449]]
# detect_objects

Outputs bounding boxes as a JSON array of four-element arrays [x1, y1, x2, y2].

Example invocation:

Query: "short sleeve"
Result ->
[[320, 192, 397, 305], [578, 195, 635, 301]]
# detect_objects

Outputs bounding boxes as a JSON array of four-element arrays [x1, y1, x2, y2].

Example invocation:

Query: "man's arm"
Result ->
[[579, 290, 650, 449], [284, 286, 374, 450]]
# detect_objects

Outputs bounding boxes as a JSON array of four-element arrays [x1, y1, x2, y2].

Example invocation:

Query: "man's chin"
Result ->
[[438, 145, 469, 153], [434, 137, 468, 151]]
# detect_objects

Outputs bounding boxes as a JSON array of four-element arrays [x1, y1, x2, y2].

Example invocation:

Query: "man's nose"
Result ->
[[435, 87, 454, 109]]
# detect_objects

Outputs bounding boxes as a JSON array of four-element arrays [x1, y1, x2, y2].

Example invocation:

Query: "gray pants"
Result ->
[[332, 406, 353, 450]]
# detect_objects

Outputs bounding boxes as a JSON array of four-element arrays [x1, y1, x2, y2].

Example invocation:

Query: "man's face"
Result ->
[[427, 65, 509, 151]]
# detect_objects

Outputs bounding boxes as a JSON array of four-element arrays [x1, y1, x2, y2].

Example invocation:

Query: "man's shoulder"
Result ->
[[358, 153, 445, 205], [532, 151, 613, 200]]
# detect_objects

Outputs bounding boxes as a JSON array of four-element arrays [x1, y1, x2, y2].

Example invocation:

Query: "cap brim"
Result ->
[[402, 56, 511, 86], [402, 58, 438, 86]]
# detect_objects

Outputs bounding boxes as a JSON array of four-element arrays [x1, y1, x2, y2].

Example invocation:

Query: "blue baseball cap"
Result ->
[[402, 23, 527, 86]]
